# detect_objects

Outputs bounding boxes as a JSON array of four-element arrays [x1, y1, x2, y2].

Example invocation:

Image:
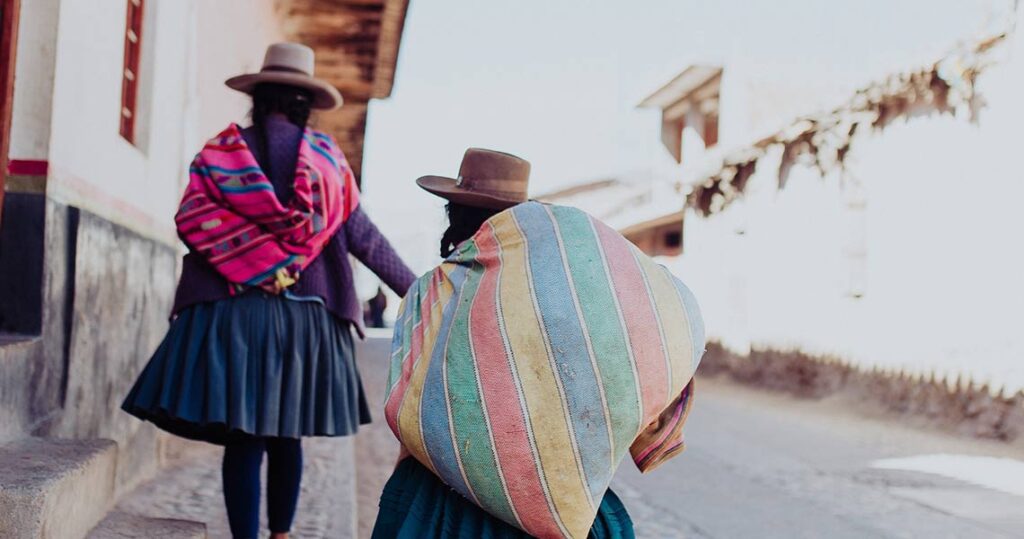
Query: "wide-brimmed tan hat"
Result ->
[[417, 149, 531, 210], [225, 43, 342, 110]]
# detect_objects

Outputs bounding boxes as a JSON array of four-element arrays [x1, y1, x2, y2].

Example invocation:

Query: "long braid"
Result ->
[[440, 203, 500, 258], [250, 83, 313, 167]]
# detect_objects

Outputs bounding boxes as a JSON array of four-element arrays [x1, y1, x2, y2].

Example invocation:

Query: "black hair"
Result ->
[[250, 83, 314, 164], [440, 202, 500, 257]]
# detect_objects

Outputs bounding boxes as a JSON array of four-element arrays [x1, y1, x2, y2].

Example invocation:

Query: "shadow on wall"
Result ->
[[698, 341, 1024, 444]]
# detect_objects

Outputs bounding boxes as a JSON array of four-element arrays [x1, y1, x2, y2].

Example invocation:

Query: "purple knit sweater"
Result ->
[[171, 116, 416, 338]]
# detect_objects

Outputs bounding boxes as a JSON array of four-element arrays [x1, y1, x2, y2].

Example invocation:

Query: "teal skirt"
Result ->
[[372, 458, 635, 539], [121, 291, 371, 445]]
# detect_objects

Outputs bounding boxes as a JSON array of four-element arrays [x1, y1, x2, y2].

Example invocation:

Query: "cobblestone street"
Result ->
[[114, 436, 357, 539], [352, 334, 402, 538], [109, 338, 394, 539]]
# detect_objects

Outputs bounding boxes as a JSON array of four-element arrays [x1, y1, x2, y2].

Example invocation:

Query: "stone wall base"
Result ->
[[698, 341, 1024, 444]]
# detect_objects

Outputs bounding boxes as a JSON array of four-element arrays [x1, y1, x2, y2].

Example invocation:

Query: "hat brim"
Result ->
[[225, 72, 343, 110], [416, 176, 525, 210]]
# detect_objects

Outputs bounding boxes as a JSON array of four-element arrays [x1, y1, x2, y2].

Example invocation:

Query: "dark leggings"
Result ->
[[222, 437, 303, 539]]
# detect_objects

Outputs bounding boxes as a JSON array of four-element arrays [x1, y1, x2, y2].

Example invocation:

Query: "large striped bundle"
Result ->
[[385, 202, 705, 538]]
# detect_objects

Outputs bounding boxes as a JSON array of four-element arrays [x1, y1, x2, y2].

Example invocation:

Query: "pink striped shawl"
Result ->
[[175, 124, 358, 291]]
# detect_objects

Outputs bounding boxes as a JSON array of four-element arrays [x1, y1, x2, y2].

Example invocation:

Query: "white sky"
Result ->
[[358, 0, 1003, 271]]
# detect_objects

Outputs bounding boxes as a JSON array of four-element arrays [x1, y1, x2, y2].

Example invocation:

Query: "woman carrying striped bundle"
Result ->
[[373, 148, 705, 539]]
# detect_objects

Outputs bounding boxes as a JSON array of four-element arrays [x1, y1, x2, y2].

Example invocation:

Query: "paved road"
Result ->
[[356, 336, 1024, 539], [612, 380, 1024, 538]]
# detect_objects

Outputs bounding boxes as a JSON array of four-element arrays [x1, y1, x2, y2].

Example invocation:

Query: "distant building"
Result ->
[[543, 63, 809, 261], [551, 7, 1022, 392], [538, 175, 685, 258], [632, 8, 1024, 390], [538, 70, 720, 259], [0, 0, 408, 536], [637, 65, 722, 168]]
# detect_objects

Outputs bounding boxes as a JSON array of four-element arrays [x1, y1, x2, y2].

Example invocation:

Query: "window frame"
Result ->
[[119, 0, 145, 144], [0, 0, 21, 224], [661, 115, 685, 164], [703, 110, 719, 148]]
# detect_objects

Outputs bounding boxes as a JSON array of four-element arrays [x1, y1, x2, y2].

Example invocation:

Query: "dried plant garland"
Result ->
[[687, 32, 1009, 217]]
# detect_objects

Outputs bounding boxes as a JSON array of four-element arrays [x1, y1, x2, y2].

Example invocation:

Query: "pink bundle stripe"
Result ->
[[175, 124, 358, 290]]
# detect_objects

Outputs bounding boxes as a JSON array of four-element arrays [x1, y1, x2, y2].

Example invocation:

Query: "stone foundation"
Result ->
[[0, 197, 178, 491]]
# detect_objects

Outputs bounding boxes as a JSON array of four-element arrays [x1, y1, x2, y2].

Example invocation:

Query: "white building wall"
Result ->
[[672, 14, 1024, 391], [8, 0, 61, 160], [34, 0, 283, 245], [194, 0, 287, 139], [48, 0, 190, 243]]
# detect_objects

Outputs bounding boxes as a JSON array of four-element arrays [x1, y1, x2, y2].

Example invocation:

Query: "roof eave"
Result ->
[[371, 0, 409, 99], [619, 211, 684, 236], [638, 65, 723, 110]]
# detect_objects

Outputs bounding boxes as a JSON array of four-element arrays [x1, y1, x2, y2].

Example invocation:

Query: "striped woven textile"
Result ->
[[175, 124, 358, 292], [385, 202, 704, 538]]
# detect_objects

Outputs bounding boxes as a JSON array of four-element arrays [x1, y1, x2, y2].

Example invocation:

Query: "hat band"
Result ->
[[261, 64, 312, 76], [461, 183, 525, 198]]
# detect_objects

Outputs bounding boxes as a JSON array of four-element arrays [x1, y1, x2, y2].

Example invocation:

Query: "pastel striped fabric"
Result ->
[[385, 202, 704, 538], [175, 124, 358, 291]]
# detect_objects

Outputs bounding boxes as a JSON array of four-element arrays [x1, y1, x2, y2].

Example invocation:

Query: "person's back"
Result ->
[[122, 43, 417, 539], [372, 149, 704, 539]]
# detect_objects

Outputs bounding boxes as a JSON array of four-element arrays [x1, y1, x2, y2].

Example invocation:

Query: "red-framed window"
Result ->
[[1, 0, 22, 221], [119, 0, 144, 143]]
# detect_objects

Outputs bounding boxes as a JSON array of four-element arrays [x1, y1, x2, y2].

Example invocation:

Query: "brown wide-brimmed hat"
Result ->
[[225, 43, 342, 110], [416, 149, 530, 210]]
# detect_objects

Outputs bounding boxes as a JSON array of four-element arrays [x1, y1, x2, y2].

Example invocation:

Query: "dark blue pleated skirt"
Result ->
[[121, 291, 371, 445], [372, 458, 635, 539]]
